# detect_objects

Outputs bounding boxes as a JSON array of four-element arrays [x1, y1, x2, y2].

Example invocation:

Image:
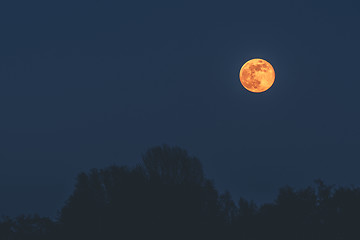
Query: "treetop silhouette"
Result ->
[[2, 145, 360, 240]]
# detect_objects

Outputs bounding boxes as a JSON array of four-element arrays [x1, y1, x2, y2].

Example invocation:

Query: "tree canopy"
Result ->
[[2, 145, 360, 240]]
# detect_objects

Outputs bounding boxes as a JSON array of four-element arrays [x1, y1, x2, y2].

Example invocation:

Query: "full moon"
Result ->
[[239, 58, 275, 93]]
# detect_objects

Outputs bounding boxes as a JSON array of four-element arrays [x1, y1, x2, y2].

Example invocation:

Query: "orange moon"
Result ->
[[239, 58, 275, 93]]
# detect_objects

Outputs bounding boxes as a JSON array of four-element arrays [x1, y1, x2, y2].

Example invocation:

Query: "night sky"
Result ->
[[1, 0, 360, 218]]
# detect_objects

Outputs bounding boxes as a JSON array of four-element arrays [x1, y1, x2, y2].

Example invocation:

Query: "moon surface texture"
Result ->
[[239, 59, 275, 93]]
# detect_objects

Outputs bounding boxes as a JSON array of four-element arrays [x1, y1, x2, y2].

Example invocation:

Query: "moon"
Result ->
[[239, 58, 275, 93]]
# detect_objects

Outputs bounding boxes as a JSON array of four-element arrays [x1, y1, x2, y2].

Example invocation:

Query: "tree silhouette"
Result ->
[[0, 214, 56, 240], [56, 145, 222, 240], [2, 145, 360, 240], [235, 197, 257, 240], [142, 145, 204, 185]]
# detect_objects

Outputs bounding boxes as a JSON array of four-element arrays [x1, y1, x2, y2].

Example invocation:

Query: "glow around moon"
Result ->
[[239, 59, 275, 93]]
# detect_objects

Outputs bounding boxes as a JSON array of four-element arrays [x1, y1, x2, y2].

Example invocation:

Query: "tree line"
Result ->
[[1, 145, 360, 240]]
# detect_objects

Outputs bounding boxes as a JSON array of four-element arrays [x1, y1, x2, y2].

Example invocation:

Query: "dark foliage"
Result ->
[[2, 145, 360, 240]]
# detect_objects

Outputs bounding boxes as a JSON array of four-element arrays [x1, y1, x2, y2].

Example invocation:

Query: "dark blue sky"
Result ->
[[1, 0, 360, 217]]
